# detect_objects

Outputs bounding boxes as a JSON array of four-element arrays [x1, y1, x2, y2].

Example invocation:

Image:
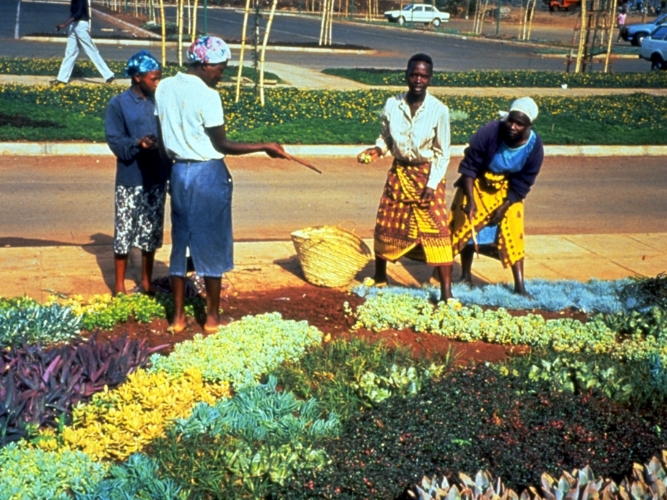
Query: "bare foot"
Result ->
[[113, 286, 127, 296], [513, 287, 533, 299], [169, 317, 188, 334], [204, 316, 234, 333]]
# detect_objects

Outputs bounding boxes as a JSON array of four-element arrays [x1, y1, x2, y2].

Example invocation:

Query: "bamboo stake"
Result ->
[[472, 0, 480, 32], [159, 0, 166, 66], [191, 0, 198, 41], [328, 0, 334, 44], [526, 0, 537, 40], [604, 0, 618, 72], [319, 0, 328, 44], [479, 0, 490, 34], [575, 0, 587, 73], [177, 0, 184, 66], [259, 0, 278, 106], [235, 0, 252, 103]]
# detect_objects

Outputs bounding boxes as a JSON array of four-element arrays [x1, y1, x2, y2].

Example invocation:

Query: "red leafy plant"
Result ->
[[0, 333, 167, 446]]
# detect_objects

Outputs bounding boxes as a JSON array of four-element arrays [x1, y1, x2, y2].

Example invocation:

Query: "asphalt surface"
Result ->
[[1, 154, 665, 247], [1, 1, 649, 72]]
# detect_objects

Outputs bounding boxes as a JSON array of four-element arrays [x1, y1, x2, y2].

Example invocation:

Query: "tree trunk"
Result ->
[[260, 0, 279, 105], [235, 0, 252, 102], [159, 0, 166, 66], [191, 0, 198, 42]]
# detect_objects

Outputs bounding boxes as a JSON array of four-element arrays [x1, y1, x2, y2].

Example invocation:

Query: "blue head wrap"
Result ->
[[125, 50, 161, 77]]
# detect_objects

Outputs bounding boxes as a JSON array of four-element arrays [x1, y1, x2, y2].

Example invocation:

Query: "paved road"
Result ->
[[1, 155, 665, 247], [0, 1, 648, 72]]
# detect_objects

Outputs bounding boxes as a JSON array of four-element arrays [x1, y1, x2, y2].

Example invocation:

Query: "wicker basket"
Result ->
[[291, 225, 373, 287]]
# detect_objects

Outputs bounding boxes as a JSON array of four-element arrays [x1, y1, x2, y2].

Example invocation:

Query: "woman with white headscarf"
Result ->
[[448, 97, 544, 296], [155, 36, 288, 333]]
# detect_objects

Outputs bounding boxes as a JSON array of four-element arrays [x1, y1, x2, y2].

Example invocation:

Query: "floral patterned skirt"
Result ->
[[113, 183, 167, 255]]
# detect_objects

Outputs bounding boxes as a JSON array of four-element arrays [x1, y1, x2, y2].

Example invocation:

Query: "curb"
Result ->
[[21, 36, 376, 54], [2, 143, 667, 157]]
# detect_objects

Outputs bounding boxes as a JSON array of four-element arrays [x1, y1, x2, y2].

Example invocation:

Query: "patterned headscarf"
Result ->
[[124, 50, 161, 77], [187, 36, 232, 65]]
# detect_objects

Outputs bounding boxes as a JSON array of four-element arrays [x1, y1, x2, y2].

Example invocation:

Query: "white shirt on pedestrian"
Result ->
[[375, 91, 451, 190], [155, 72, 225, 161]]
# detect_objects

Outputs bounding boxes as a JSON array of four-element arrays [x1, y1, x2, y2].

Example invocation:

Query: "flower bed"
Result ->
[[322, 67, 667, 88], [1, 84, 666, 144], [1, 277, 667, 498]]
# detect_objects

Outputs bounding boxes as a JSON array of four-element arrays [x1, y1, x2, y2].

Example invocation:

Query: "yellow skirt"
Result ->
[[374, 161, 453, 266], [448, 172, 525, 268]]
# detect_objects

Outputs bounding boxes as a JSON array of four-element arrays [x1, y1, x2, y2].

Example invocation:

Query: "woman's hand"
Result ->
[[420, 187, 436, 206], [489, 200, 511, 226], [138, 135, 158, 150], [462, 200, 477, 222], [264, 143, 288, 159], [357, 147, 381, 164]]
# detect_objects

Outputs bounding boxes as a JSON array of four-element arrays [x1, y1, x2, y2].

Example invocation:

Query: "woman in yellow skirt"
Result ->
[[358, 54, 454, 301], [448, 97, 544, 295]]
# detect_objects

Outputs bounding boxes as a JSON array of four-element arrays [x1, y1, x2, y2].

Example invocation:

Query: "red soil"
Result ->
[[85, 286, 564, 364]]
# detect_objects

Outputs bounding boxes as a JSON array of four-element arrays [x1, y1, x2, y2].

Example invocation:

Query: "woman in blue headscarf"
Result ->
[[105, 50, 171, 295]]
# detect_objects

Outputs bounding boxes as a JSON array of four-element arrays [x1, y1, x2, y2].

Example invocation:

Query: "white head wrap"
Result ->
[[499, 97, 539, 123]]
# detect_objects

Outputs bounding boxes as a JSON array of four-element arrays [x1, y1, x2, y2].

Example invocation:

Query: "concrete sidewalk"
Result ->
[[2, 233, 665, 301]]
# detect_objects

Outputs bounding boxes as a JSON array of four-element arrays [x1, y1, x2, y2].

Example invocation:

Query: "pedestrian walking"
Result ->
[[357, 53, 454, 302], [155, 36, 289, 334], [448, 97, 545, 296], [617, 8, 627, 42], [105, 50, 170, 296], [53, 0, 115, 85]]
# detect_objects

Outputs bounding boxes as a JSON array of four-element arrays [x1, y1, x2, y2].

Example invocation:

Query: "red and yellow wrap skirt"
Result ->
[[374, 161, 453, 266], [449, 171, 525, 268]]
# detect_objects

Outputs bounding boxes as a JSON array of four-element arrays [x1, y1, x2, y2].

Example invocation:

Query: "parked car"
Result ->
[[383, 4, 450, 26], [621, 12, 667, 46], [639, 24, 667, 68]]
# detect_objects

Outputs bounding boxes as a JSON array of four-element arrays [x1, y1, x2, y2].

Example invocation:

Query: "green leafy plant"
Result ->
[[151, 377, 339, 499], [0, 300, 80, 347], [149, 312, 323, 388], [271, 337, 454, 421], [322, 67, 667, 88], [0, 441, 107, 499], [75, 453, 186, 500]]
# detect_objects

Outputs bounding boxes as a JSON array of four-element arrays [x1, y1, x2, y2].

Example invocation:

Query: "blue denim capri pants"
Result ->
[[169, 159, 233, 278]]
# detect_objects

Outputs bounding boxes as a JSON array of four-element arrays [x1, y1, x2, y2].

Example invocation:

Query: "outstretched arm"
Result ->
[[206, 125, 287, 158]]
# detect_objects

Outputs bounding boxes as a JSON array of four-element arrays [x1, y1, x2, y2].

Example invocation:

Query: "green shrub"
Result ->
[[0, 299, 80, 347], [149, 312, 323, 388], [75, 453, 186, 500], [151, 377, 339, 499], [271, 338, 453, 421], [1, 84, 667, 145], [0, 442, 107, 499], [322, 67, 667, 88]]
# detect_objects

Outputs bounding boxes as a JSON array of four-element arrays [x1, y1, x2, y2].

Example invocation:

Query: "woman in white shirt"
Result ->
[[156, 36, 287, 334]]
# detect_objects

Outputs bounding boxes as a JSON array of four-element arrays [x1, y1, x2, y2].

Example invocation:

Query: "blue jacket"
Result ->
[[457, 120, 544, 204], [105, 89, 171, 188]]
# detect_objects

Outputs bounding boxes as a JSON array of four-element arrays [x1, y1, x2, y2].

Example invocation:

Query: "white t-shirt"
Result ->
[[155, 72, 224, 161]]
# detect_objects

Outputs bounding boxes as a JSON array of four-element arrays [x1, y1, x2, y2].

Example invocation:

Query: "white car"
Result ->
[[639, 24, 667, 69], [384, 3, 450, 26]]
